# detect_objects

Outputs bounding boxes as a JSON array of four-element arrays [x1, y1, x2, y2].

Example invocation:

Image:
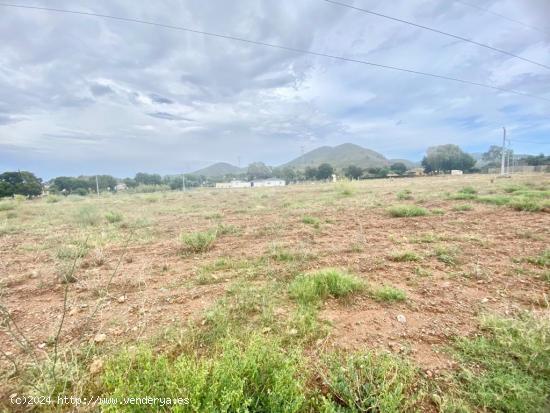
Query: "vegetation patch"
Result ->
[[105, 211, 124, 223], [75, 205, 101, 226], [447, 313, 550, 413], [102, 335, 307, 412], [370, 285, 407, 302], [0, 202, 16, 211], [388, 251, 421, 262], [320, 351, 421, 412], [525, 250, 550, 268], [301, 215, 321, 228], [452, 204, 473, 212], [396, 189, 413, 200], [181, 230, 217, 253], [434, 246, 458, 266], [289, 268, 363, 306], [387, 205, 428, 218], [476, 195, 510, 206]]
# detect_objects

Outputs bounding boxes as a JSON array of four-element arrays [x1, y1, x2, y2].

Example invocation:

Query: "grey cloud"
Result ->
[[150, 93, 174, 104], [147, 112, 193, 121], [90, 83, 115, 96]]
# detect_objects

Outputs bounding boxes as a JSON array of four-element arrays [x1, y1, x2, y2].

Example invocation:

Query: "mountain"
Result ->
[[281, 143, 390, 170], [192, 162, 243, 177]]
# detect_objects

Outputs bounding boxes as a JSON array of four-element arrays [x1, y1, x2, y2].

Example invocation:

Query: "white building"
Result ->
[[451, 170, 464, 175], [215, 180, 251, 189], [251, 178, 286, 187]]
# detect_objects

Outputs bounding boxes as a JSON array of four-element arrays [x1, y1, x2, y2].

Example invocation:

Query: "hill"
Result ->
[[191, 162, 243, 177], [281, 143, 390, 170], [389, 159, 420, 169]]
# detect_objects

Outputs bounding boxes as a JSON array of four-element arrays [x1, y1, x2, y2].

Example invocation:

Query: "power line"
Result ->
[[1, 2, 550, 103], [321, 0, 550, 71], [454, 0, 549, 35]]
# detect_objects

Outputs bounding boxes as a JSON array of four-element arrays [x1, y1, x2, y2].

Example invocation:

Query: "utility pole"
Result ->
[[500, 127, 506, 176], [95, 175, 100, 197], [182, 174, 186, 191]]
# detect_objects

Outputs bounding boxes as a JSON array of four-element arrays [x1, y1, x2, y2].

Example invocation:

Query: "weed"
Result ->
[[477, 195, 510, 206], [431, 208, 445, 215], [302, 215, 320, 228], [452, 204, 473, 212], [102, 335, 307, 412], [181, 230, 217, 253], [216, 223, 240, 235], [414, 267, 432, 277], [434, 246, 458, 266], [509, 197, 542, 212], [525, 250, 549, 268], [370, 285, 407, 302], [289, 268, 363, 306], [336, 182, 355, 196], [396, 189, 413, 200], [320, 351, 420, 412], [387, 205, 428, 218], [449, 192, 477, 200], [105, 211, 124, 223], [46, 195, 62, 203], [388, 251, 421, 262], [0, 202, 16, 211], [459, 186, 477, 195], [449, 313, 550, 413], [75, 205, 101, 226]]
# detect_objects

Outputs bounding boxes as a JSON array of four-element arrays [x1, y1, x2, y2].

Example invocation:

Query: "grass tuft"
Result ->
[[387, 205, 428, 218], [396, 189, 413, 200], [289, 268, 363, 306], [181, 230, 217, 253], [301, 215, 320, 228], [75, 205, 101, 226], [105, 211, 124, 223], [370, 285, 407, 302], [388, 251, 421, 262]]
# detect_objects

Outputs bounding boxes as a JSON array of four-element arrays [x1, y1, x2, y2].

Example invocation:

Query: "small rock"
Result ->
[[288, 328, 298, 336], [37, 342, 47, 349], [481, 298, 489, 304], [397, 314, 407, 324], [94, 333, 106, 343], [426, 370, 433, 378], [89, 358, 104, 375], [117, 295, 126, 304], [68, 308, 78, 316]]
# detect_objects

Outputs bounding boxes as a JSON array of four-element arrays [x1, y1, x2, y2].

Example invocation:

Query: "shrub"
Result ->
[[396, 189, 413, 200], [289, 268, 363, 306], [387, 205, 428, 218], [320, 351, 419, 412], [102, 335, 307, 412], [216, 223, 240, 235], [477, 195, 510, 206], [370, 285, 406, 302], [434, 246, 458, 266], [449, 192, 477, 200], [75, 205, 101, 226], [525, 250, 549, 268], [105, 211, 124, 223], [181, 230, 217, 253]]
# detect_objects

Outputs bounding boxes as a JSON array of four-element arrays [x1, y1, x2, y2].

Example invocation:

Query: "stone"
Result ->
[[397, 314, 407, 324]]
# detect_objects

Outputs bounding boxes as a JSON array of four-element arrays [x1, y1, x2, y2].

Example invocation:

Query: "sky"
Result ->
[[1, 0, 549, 179]]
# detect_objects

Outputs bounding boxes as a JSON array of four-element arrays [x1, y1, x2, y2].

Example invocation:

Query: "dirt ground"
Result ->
[[1, 174, 549, 384]]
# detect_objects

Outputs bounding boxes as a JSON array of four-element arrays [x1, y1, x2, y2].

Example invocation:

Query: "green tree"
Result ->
[[273, 166, 297, 183], [390, 162, 407, 175], [316, 163, 334, 180], [525, 153, 549, 166], [305, 166, 318, 180], [135, 172, 162, 186], [422, 144, 475, 173], [247, 162, 272, 180], [90, 175, 117, 191], [51, 176, 91, 194], [342, 165, 363, 180], [0, 171, 43, 197]]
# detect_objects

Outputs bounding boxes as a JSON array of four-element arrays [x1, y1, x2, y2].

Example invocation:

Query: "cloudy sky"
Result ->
[[1, 0, 549, 178]]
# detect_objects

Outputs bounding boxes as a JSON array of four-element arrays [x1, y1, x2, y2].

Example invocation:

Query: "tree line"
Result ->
[[1, 144, 548, 198]]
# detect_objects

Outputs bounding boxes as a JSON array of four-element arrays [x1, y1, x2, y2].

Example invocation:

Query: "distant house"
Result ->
[[251, 178, 286, 187], [407, 168, 425, 176], [115, 183, 127, 191], [451, 170, 464, 175], [215, 180, 251, 189]]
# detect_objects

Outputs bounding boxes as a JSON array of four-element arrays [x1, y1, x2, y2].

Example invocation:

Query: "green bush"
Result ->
[[459, 186, 477, 195], [181, 230, 217, 253], [477, 195, 510, 206], [387, 205, 428, 218], [289, 268, 363, 306], [101, 335, 307, 413], [46, 195, 61, 203], [301, 215, 320, 228]]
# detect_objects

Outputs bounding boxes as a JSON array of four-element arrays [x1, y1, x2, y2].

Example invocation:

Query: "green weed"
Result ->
[[181, 230, 217, 253], [387, 205, 428, 218], [388, 251, 421, 262], [370, 285, 407, 302]]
